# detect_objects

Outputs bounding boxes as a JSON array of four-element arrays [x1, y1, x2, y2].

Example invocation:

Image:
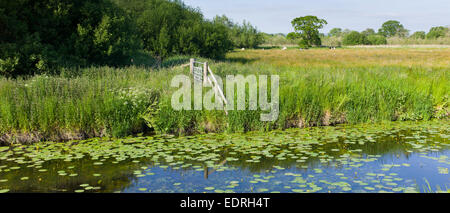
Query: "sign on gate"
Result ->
[[193, 66, 203, 83]]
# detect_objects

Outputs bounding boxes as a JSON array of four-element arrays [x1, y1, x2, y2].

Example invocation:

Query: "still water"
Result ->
[[0, 120, 448, 193]]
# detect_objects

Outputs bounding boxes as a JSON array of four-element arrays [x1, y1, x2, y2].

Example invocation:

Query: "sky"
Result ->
[[182, 0, 450, 34]]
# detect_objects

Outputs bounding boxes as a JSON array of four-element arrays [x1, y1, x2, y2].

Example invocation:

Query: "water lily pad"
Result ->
[[257, 188, 269, 192]]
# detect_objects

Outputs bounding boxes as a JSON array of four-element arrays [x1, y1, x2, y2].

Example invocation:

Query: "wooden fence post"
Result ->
[[190, 58, 195, 74], [203, 61, 208, 84]]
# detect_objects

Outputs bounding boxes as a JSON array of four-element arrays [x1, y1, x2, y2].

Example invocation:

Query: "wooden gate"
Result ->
[[189, 58, 228, 115]]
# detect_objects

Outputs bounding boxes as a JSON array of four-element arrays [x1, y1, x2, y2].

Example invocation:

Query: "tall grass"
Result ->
[[0, 67, 178, 143], [153, 63, 447, 133], [0, 48, 448, 143]]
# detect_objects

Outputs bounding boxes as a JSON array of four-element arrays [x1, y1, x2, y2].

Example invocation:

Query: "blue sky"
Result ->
[[182, 0, 450, 34]]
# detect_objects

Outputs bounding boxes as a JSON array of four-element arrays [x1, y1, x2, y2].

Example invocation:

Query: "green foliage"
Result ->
[[1, 60, 445, 140], [286, 32, 299, 40], [342, 32, 386, 46], [427, 26, 449, 39], [328, 28, 342, 37], [342, 31, 368, 45], [0, 66, 167, 139], [378, 20, 408, 37], [325, 29, 386, 46], [234, 21, 264, 49], [410, 31, 426, 39], [387, 36, 450, 45], [214, 15, 264, 49], [261, 33, 297, 46], [200, 21, 235, 59], [116, 0, 234, 60], [297, 39, 311, 49], [0, 0, 140, 77], [290, 16, 327, 47], [130, 0, 202, 59], [321, 36, 341, 47], [366, 35, 387, 45], [285, 32, 309, 48], [326, 25, 450, 46], [361, 28, 376, 36], [1, 0, 241, 76]]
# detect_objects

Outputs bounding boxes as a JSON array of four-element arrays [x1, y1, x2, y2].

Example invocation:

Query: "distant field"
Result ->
[[226, 48, 450, 68], [346, 44, 450, 49], [0, 48, 448, 143]]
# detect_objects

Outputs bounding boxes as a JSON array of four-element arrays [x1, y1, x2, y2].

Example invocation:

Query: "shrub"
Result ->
[[367, 35, 387, 45], [342, 31, 368, 45], [410, 31, 426, 39]]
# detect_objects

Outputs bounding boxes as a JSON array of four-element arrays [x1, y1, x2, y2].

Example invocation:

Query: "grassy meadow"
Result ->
[[228, 48, 450, 67], [0, 48, 448, 144]]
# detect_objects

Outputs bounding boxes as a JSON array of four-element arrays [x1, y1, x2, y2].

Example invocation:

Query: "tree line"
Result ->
[[0, 0, 264, 77], [328, 20, 449, 46], [286, 16, 450, 47]]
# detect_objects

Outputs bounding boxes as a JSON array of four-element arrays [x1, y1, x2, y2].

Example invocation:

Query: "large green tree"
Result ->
[[213, 15, 264, 49], [426, 26, 449, 39], [289, 16, 327, 47], [378, 20, 408, 37]]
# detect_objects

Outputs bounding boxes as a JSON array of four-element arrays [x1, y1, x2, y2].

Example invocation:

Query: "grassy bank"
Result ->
[[0, 67, 169, 143], [0, 48, 448, 144]]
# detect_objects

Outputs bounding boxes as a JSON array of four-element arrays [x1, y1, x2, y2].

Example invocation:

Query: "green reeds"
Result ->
[[0, 49, 448, 143]]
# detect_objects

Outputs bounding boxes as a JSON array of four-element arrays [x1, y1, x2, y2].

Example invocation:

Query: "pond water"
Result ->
[[0, 120, 448, 193]]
